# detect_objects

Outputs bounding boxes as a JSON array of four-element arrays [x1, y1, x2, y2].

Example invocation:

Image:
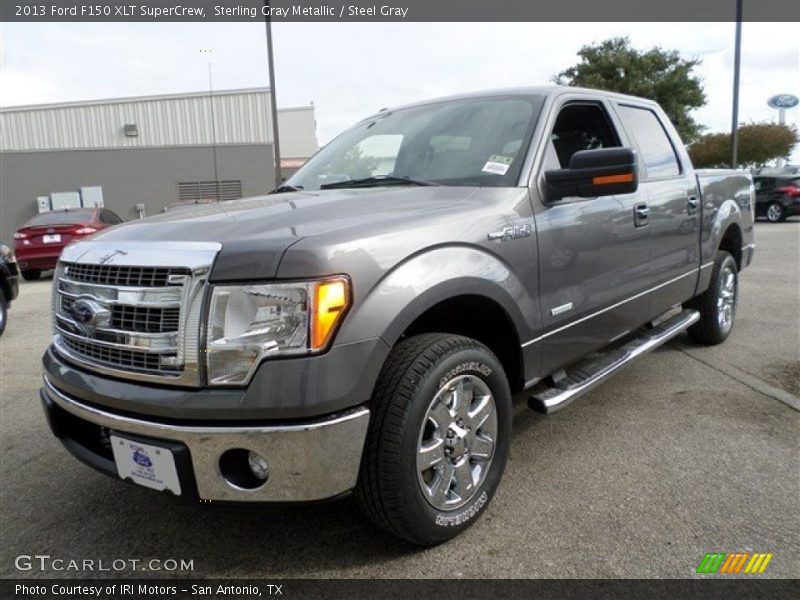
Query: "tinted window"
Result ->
[[26, 210, 95, 226], [754, 178, 774, 192], [618, 106, 680, 178], [101, 210, 123, 225], [551, 103, 620, 168]]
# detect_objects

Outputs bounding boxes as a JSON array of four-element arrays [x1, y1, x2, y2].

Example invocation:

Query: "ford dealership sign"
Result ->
[[767, 94, 799, 110]]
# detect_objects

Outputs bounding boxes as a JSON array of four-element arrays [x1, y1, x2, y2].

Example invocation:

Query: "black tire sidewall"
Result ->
[[393, 345, 512, 544]]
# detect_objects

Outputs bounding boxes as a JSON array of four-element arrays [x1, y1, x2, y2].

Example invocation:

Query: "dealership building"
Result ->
[[0, 88, 319, 242]]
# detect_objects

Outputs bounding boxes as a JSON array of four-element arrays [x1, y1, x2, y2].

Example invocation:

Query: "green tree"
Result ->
[[689, 122, 799, 168], [554, 37, 707, 142]]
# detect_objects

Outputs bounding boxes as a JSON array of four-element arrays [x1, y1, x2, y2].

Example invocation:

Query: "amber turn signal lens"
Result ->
[[311, 278, 350, 350], [592, 172, 634, 185]]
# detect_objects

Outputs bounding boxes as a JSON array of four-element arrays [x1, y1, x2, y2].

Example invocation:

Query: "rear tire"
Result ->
[[766, 202, 786, 223], [21, 269, 41, 281], [686, 251, 738, 345], [355, 333, 512, 546]]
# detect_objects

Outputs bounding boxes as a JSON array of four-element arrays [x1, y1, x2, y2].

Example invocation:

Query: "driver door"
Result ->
[[531, 98, 652, 375]]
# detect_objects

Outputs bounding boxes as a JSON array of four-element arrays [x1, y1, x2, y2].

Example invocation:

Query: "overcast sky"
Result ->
[[1, 22, 798, 161]]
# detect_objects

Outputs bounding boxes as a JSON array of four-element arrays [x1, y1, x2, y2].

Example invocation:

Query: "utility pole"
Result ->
[[730, 0, 743, 168], [264, 2, 282, 186], [208, 62, 220, 200], [201, 48, 220, 201]]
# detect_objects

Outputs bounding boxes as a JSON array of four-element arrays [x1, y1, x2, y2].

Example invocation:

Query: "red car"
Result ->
[[13, 208, 124, 280]]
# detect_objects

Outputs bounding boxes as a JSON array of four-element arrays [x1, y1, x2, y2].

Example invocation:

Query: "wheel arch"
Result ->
[[339, 246, 533, 394], [400, 294, 525, 393], [718, 221, 743, 270]]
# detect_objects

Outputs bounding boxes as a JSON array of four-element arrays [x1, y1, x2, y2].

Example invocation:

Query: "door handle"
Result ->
[[687, 195, 699, 215], [634, 203, 649, 227]]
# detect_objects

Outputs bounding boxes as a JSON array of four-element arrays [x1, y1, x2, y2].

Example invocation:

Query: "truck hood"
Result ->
[[91, 186, 480, 279]]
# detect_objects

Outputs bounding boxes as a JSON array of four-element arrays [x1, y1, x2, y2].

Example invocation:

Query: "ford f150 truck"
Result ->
[[40, 86, 754, 545]]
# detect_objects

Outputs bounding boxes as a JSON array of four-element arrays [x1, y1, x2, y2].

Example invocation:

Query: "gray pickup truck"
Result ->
[[41, 86, 754, 545]]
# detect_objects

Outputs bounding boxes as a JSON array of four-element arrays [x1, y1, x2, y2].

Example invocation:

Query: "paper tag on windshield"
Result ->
[[481, 154, 513, 175]]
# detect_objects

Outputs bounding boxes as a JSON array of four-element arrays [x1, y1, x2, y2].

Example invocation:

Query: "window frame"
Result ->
[[613, 102, 684, 182], [533, 95, 632, 206]]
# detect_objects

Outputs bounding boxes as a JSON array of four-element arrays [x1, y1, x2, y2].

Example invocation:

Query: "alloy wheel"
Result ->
[[717, 265, 736, 333], [416, 374, 497, 511]]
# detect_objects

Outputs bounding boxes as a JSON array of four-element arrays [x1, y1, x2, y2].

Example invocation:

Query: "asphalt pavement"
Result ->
[[1, 221, 797, 579]]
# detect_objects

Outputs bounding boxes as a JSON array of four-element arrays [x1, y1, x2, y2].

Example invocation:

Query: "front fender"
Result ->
[[338, 245, 533, 347]]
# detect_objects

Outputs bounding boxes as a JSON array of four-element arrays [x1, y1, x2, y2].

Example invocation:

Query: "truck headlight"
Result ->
[[205, 277, 350, 385]]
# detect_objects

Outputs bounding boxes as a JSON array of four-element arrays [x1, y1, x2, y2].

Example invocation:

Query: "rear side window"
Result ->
[[617, 105, 681, 179], [754, 178, 774, 191], [99, 210, 122, 225]]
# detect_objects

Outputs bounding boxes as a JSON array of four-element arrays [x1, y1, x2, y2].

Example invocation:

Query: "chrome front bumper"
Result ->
[[42, 377, 370, 502]]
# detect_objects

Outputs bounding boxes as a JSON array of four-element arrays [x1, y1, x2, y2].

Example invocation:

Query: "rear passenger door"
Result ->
[[531, 97, 652, 375], [614, 103, 700, 316]]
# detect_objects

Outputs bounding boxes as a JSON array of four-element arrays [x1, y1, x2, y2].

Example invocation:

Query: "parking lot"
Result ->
[[1, 221, 797, 579]]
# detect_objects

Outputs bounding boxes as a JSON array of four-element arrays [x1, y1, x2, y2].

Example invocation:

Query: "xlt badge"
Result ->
[[487, 224, 532, 242]]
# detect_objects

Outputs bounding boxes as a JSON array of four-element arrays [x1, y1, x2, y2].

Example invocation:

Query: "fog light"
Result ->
[[248, 451, 269, 482], [219, 448, 269, 490]]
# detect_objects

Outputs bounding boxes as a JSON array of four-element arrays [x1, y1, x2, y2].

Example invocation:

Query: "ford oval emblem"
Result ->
[[767, 94, 799, 110], [133, 449, 153, 468], [69, 299, 97, 324]]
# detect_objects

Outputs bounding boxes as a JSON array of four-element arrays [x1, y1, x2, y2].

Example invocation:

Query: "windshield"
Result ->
[[287, 95, 544, 190]]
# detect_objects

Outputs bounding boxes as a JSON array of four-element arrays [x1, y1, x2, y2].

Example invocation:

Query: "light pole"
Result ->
[[201, 49, 220, 201], [730, 0, 743, 168], [264, 2, 282, 186]]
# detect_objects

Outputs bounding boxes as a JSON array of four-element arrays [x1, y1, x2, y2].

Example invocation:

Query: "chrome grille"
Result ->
[[60, 334, 180, 374], [61, 296, 180, 333], [52, 241, 220, 386], [111, 305, 181, 333], [62, 262, 189, 287]]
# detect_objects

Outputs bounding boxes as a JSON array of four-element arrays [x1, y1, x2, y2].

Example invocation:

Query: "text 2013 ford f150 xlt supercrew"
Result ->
[[41, 86, 754, 545]]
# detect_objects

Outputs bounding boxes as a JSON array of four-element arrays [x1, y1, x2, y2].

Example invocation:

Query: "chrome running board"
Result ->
[[528, 309, 700, 414]]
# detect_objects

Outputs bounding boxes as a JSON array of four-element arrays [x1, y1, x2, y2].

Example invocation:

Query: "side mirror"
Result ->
[[544, 147, 638, 202]]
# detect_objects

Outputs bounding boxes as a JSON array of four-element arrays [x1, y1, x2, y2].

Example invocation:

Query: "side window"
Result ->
[[617, 105, 681, 178], [550, 103, 620, 168], [754, 178, 773, 192], [105, 211, 122, 224]]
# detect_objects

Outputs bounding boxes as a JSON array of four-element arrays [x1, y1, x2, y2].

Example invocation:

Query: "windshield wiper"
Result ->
[[320, 175, 439, 190], [270, 184, 304, 194]]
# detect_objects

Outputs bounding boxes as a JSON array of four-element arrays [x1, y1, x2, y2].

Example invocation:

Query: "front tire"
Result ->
[[686, 251, 738, 345], [355, 333, 512, 545], [21, 269, 41, 281], [766, 202, 786, 223]]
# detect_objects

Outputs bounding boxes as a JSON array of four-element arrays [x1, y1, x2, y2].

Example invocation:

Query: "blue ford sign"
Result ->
[[767, 94, 799, 110]]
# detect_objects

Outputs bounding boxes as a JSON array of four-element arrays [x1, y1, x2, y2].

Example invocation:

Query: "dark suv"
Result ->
[[754, 175, 800, 222]]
